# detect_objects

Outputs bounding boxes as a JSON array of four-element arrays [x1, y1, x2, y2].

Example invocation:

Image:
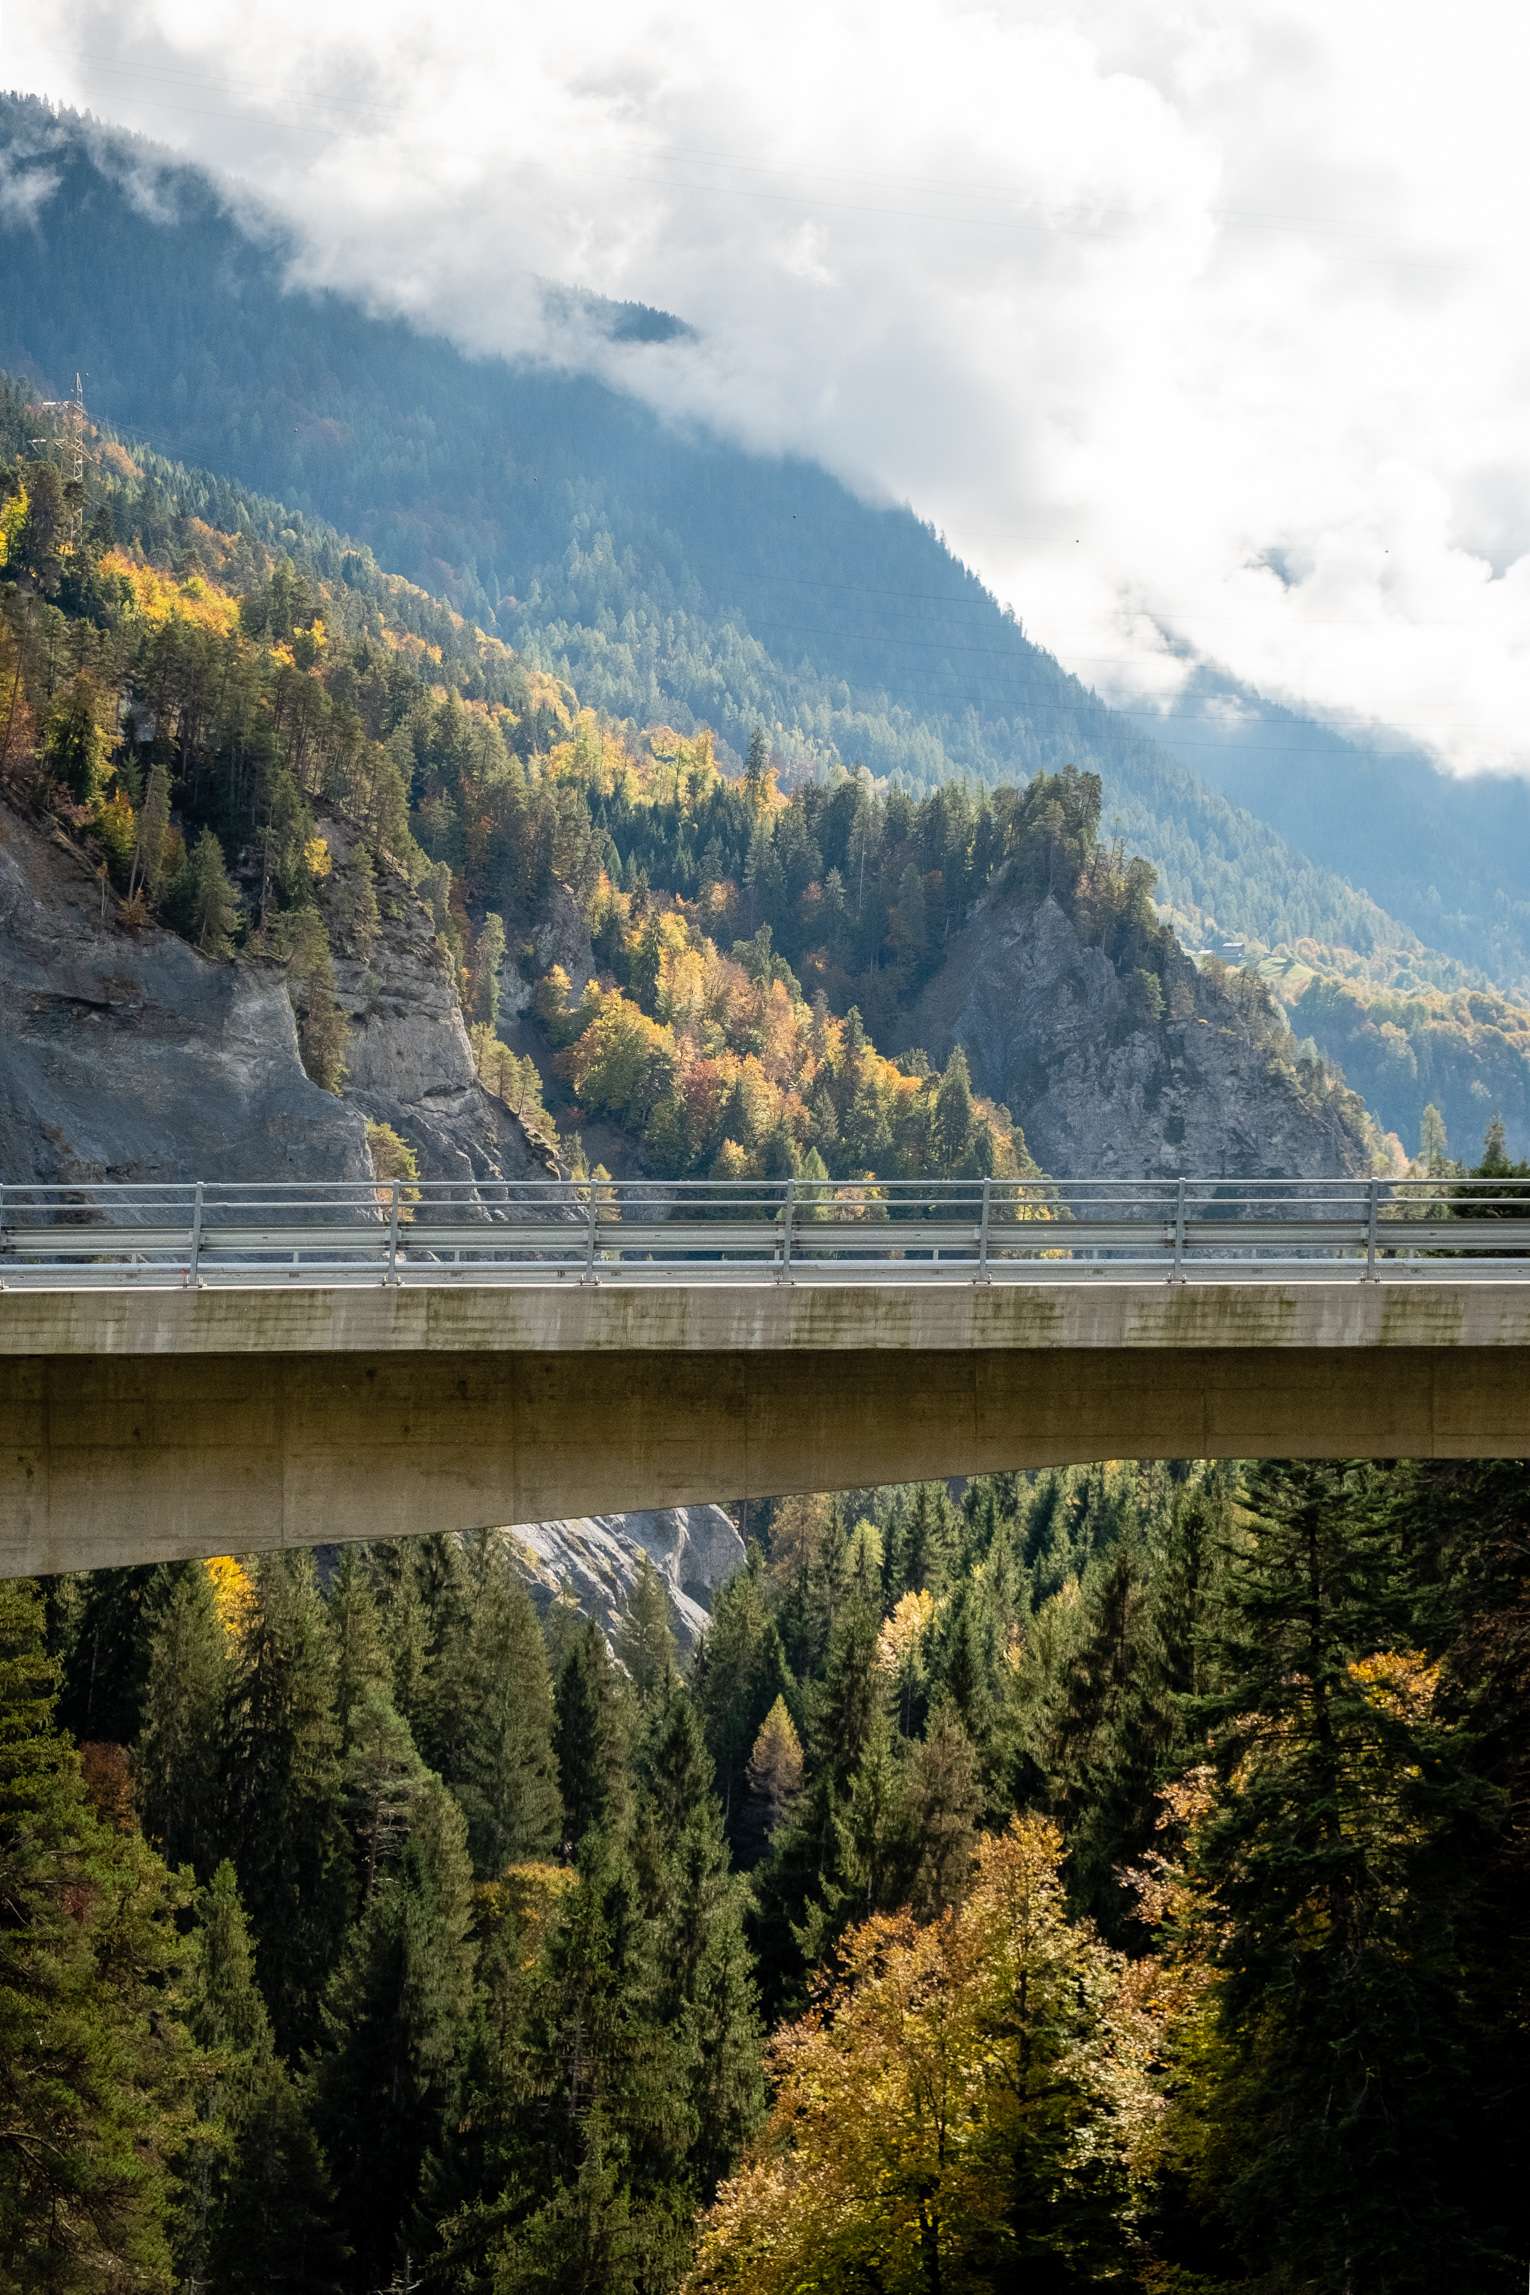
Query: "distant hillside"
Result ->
[[0, 92, 1430, 969], [1158, 671, 1530, 995]]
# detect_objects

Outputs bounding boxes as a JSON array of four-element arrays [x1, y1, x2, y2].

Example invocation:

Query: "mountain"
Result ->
[[0, 94, 1447, 971], [1158, 670, 1530, 996], [0, 367, 1379, 1202]]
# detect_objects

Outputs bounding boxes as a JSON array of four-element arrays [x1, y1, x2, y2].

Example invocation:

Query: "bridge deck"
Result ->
[[7, 1175, 1530, 1574]]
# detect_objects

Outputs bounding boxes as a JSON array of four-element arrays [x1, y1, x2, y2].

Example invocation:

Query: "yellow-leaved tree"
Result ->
[[688, 1815, 1159, 2294]]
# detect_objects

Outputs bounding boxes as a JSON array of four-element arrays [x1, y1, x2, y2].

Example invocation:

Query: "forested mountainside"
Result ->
[[0, 377, 1381, 1185], [0, 92, 1456, 971], [1266, 953, 1530, 1166], [1160, 668, 1530, 996], [7, 1451, 1529, 2291]]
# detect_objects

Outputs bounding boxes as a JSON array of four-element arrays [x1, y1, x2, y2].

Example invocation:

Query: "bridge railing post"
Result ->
[[387, 1181, 402, 1285], [978, 1176, 992, 1281], [779, 1179, 795, 1284], [187, 1181, 204, 1289], [584, 1180, 598, 1285], [0, 1182, 7, 1292], [1171, 1177, 1187, 1284], [1365, 1176, 1380, 1280]]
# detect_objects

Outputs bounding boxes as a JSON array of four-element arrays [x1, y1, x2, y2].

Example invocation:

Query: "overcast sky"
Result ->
[[12, 0, 1530, 777]]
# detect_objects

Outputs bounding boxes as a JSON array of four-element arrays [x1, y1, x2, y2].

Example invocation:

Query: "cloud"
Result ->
[[14, 0, 1530, 776]]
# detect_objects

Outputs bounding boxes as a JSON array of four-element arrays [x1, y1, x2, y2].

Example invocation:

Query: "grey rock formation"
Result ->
[[913, 889, 1374, 1181], [497, 879, 598, 1026], [0, 796, 556, 1193], [0, 800, 371, 1184], [327, 824, 558, 1186], [502, 1506, 746, 1651]]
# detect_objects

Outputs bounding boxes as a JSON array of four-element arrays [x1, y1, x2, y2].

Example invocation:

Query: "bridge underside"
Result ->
[[6, 1310, 1530, 1574]]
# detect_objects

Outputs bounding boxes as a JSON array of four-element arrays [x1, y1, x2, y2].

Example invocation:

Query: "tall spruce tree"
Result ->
[[1182, 1460, 1494, 2290], [224, 1551, 351, 2054], [136, 1558, 231, 1879], [0, 1578, 190, 2291], [56, 1560, 172, 1747], [617, 1553, 677, 1711], [453, 1550, 562, 1877], [634, 1685, 764, 2194], [554, 1617, 630, 1856], [313, 1776, 477, 2289], [178, 1861, 344, 2295], [495, 1823, 693, 2294]]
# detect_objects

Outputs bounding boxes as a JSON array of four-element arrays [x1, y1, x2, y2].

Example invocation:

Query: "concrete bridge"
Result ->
[[6, 1275, 1530, 1576]]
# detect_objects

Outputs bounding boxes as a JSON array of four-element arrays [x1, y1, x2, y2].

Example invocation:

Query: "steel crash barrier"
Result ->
[[2, 1175, 1530, 1288]]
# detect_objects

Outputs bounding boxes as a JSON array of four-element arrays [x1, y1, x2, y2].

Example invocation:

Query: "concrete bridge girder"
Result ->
[[4, 1282, 1530, 1575]]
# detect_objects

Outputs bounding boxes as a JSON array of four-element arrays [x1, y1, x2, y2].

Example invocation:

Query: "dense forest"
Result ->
[[0, 92, 1460, 971], [1277, 958, 1530, 1165], [6, 1440, 1528, 2291], [1, 377, 1381, 1184]]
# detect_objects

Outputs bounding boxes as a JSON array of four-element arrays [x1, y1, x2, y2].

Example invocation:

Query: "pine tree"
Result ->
[[1182, 1460, 1492, 2290], [495, 1825, 693, 2293], [285, 908, 348, 1090], [56, 1560, 173, 1746], [904, 1700, 981, 1918], [554, 1617, 630, 1856], [178, 1862, 344, 2295], [692, 1548, 789, 1839], [224, 1551, 351, 2053], [634, 1684, 764, 2196], [452, 1550, 562, 1876], [904, 1481, 957, 1599], [181, 826, 242, 957], [743, 726, 769, 808], [129, 758, 172, 903], [329, 1544, 392, 1751], [314, 1776, 477, 2288], [0, 1578, 190, 2290], [409, 1533, 478, 1778], [40, 668, 110, 803], [617, 1552, 676, 1710], [341, 1684, 430, 1903], [136, 1559, 231, 1878], [931, 1044, 977, 1168], [471, 909, 507, 1025]]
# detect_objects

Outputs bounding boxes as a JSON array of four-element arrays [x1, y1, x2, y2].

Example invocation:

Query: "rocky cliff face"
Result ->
[[324, 822, 557, 1188], [913, 888, 1374, 1181], [503, 1506, 746, 1652], [0, 799, 373, 1185], [0, 795, 555, 1192]]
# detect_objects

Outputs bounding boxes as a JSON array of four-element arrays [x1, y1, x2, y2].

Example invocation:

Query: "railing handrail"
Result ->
[[3, 1173, 1530, 1291]]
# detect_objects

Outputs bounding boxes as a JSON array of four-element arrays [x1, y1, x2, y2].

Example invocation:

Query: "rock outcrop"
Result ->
[[0, 799, 372, 1185], [326, 824, 557, 1187], [0, 796, 556, 1192], [913, 888, 1375, 1181], [502, 1506, 746, 1651]]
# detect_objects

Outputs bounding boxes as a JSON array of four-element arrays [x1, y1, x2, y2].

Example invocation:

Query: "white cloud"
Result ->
[[13, 0, 1530, 775]]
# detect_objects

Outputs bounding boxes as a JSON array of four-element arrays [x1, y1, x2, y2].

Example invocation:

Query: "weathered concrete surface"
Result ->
[[3, 1277, 1523, 1358], [5, 1280, 1530, 1574]]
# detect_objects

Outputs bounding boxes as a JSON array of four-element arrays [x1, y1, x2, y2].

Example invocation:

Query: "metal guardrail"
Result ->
[[2, 1175, 1529, 1289]]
